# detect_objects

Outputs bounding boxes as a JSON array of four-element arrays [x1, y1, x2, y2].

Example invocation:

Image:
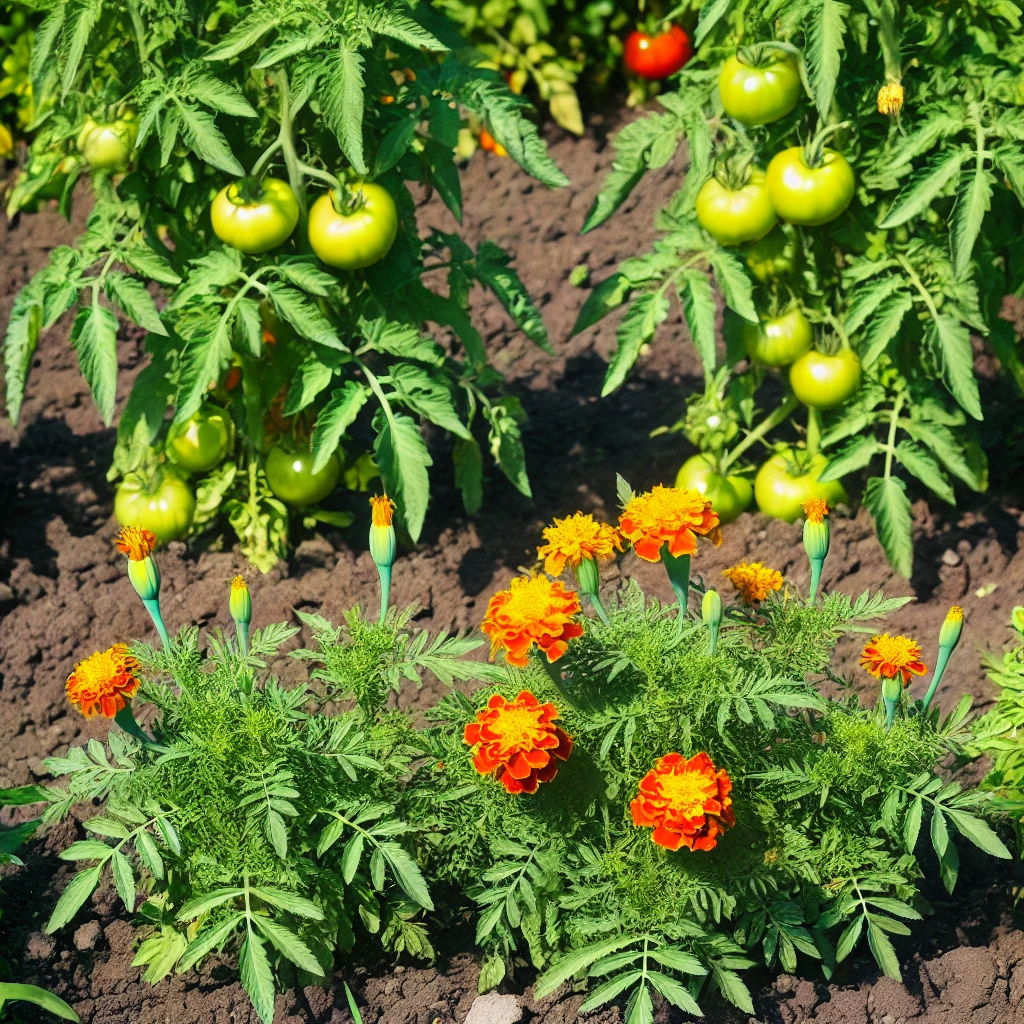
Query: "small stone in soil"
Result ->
[[25, 931, 56, 960], [463, 993, 522, 1024], [72, 920, 102, 951], [942, 548, 961, 566]]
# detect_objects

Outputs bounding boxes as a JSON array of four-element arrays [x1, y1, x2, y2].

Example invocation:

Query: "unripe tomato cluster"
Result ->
[[682, 46, 863, 525]]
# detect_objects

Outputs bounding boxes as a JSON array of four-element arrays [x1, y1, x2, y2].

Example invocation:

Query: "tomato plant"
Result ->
[[623, 25, 692, 81], [570, 0, 1017, 577], [5, 0, 568, 571], [114, 471, 196, 543]]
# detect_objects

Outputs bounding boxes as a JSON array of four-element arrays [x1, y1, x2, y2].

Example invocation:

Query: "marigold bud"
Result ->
[[939, 605, 963, 651], [702, 588, 722, 656], [369, 494, 397, 569], [127, 555, 161, 603], [1013, 606, 1024, 634], [230, 575, 252, 626], [575, 554, 600, 597], [877, 80, 904, 117]]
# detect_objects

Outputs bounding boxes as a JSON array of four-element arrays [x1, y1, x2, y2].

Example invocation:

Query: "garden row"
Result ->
[[3, 485, 1024, 1023]]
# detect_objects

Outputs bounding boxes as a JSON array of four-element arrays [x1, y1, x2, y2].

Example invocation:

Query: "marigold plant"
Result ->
[[414, 475, 1010, 1016]]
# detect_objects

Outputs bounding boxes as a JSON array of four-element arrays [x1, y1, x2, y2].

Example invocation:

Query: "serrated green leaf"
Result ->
[[453, 437, 483, 515], [867, 920, 901, 980], [71, 302, 119, 426], [679, 271, 716, 376], [323, 45, 367, 175], [880, 149, 968, 228], [805, 0, 848, 120], [380, 841, 433, 910], [535, 936, 637, 998], [110, 850, 136, 912], [859, 292, 914, 367], [572, 273, 629, 335], [388, 363, 470, 439], [863, 475, 913, 577], [178, 914, 244, 973], [579, 971, 643, 1013], [904, 795, 923, 853], [602, 291, 670, 396], [926, 314, 981, 420], [951, 164, 994, 277], [177, 103, 244, 176], [820, 434, 878, 481], [46, 866, 101, 932], [946, 809, 1012, 858], [374, 408, 432, 541], [311, 381, 369, 473], [239, 931, 276, 1024], [106, 273, 167, 336], [253, 916, 324, 975], [894, 441, 954, 503], [707, 247, 757, 323]]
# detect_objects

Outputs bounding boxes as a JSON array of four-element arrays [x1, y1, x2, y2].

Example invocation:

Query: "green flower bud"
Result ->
[[938, 606, 963, 651], [369, 494, 397, 569], [127, 555, 161, 602], [576, 554, 600, 597], [230, 575, 252, 626], [702, 588, 722, 656]]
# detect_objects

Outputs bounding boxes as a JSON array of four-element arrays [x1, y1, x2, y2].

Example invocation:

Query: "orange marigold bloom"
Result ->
[[877, 80, 904, 116], [481, 576, 583, 667], [537, 513, 624, 576], [631, 752, 735, 852], [619, 485, 720, 563], [722, 562, 784, 603], [115, 526, 157, 561], [859, 633, 928, 686], [369, 494, 395, 527], [66, 644, 140, 719], [803, 498, 829, 524], [464, 690, 573, 794]]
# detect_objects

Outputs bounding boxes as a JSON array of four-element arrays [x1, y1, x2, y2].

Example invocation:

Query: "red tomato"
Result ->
[[479, 129, 507, 157], [623, 26, 693, 81]]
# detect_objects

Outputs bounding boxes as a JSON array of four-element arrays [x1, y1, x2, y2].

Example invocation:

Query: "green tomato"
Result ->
[[210, 178, 299, 254], [675, 455, 753, 524], [695, 168, 777, 247], [745, 226, 797, 282], [115, 472, 196, 543], [743, 308, 813, 368], [754, 448, 847, 523], [789, 349, 862, 409], [765, 147, 855, 227], [308, 183, 398, 270], [718, 52, 802, 126], [166, 407, 235, 474], [77, 114, 137, 171], [265, 446, 341, 506]]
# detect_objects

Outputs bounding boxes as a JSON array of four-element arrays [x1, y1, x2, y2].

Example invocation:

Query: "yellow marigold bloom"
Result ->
[[463, 690, 572, 794], [481, 576, 583, 667], [877, 81, 904, 116], [537, 513, 623, 576], [859, 633, 927, 686], [630, 752, 735, 852], [619, 485, 720, 563], [722, 562, 784, 603], [369, 494, 395, 527], [803, 498, 829, 524], [66, 644, 140, 719], [115, 526, 158, 561]]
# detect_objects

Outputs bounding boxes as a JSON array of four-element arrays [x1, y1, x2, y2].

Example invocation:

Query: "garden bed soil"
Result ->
[[2, 112, 1024, 1023]]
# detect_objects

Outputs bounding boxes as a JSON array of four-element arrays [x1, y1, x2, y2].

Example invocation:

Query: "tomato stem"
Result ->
[[720, 395, 799, 474], [249, 140, 282, 181], [806, 406, 821, 458], [803, 120, 852, 168]]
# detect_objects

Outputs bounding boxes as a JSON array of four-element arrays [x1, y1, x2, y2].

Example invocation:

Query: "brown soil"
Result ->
[[2, 112, 1024, 1023]]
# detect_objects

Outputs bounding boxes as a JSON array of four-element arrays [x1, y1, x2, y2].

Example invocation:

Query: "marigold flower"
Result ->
[[619, 485, 720, 563], [722, 562, 784, 603], [859, 633, 927, 686], [464, 690, 573, 794], [877, 80, 904, 116], [803, 498, 829, 525], [369, 494, 397, 570], [66, 644, 140, 719], [537, 513, 623, 577], [370, 494, 395, 528], [115, 526, 158, 561], [481, 576, 583, 667], [630, 752, 735, 852]]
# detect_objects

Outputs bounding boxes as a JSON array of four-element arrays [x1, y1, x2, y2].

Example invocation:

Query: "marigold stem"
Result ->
[[237, 620, 250, 658], [662, 552, 691, 616], [539, 655, 575, 706], [114, 704, 153, 745], [587, 591, 611, 626], [921, 646, 953, 712], [376, 563, 392, 626], [808, 558, 823, 605], [143, 598, 170, 649]]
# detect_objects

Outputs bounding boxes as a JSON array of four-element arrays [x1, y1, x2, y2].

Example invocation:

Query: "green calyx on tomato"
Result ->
[[308, 182, 398, 270], [744, 308, 813, 368], [77, 113, 137, 171], [115, 471, 196, 543], [765, 145, 855, 227], [789, 349, 862, 409], [166, 407, 235, 474], [696, 166, 777, 247], [623, 25, 693, 80], [675, 454, 753, 524], [745, 226, 798, 282], [211, 177, 299, 254], [265, 445, 341, 506], [754, 447, 847, 523], [718, 46, 802, 126]]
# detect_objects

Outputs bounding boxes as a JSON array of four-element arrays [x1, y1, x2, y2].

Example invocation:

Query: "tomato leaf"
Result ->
[[950, 164, 994, 278], [572, 273, 630, 336], [177, 103, 244, 176], [311, 381, 369, 473], [322, 44, 367, 175], [373, 408, 432, 541], [453, 437, 484, 515], [105, 273, 167, 336], [267, 285, 345, 350], [678, 270, 717, 376], [71, 302, 120, 426], [707, 248, 757, 323], [894, 440, 954, 503], [859, 292, 914, 367], [879, 148, 968, 228], [186, 73, 258, 118], [486, 397, 531, 498], [470, 242, 552, 353], [388, 363, 470, 439], [820, 435, 879, 481], [601, 290, 670, 396], [863, 475, 913, 577], [926, 314, 982, 420], [804, 0, 849, 121]]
